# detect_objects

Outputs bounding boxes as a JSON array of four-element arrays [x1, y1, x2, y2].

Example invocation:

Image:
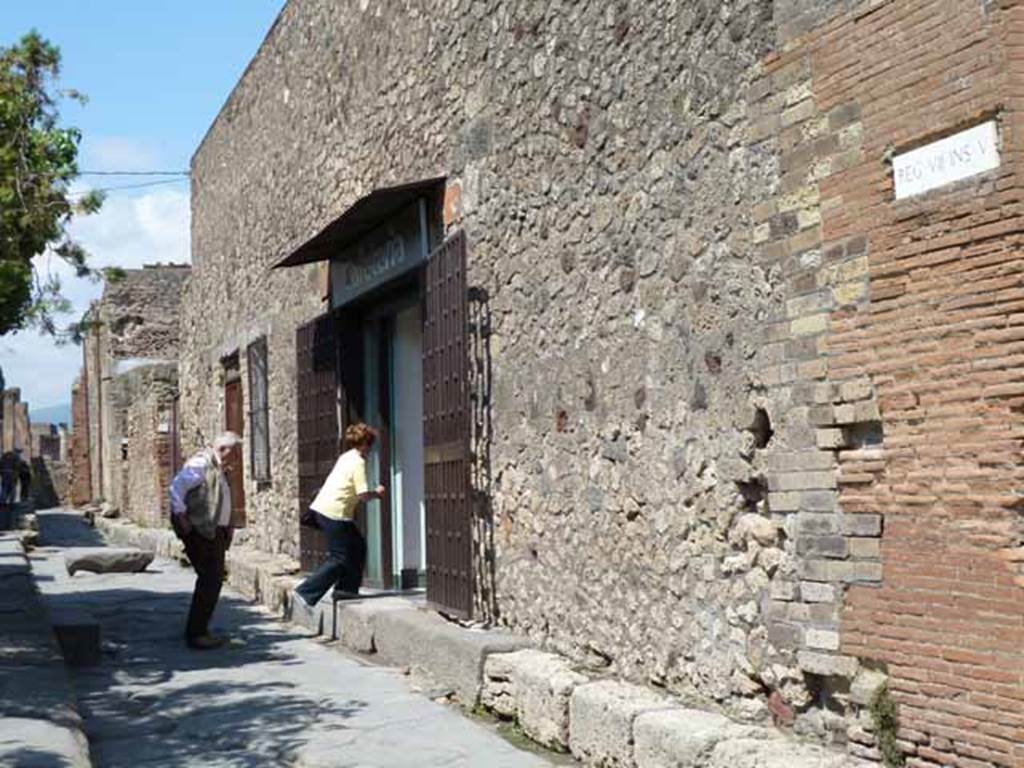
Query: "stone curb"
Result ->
[[0, 533, 92, 768], [94, 516, 871, 767]]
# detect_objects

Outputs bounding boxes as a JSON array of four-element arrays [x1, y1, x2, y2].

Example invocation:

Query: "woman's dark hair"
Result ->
[[343, 423, 378, 450]]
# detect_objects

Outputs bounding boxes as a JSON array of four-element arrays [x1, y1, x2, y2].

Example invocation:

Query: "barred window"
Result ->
[[247, 336, 271, 483]]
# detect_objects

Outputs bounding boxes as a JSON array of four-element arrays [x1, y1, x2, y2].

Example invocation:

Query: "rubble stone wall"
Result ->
[[188, 0, 803, 719], [118, 364, 178, 527], [69, 377, 91, 506], [78, 266, 189, 508]]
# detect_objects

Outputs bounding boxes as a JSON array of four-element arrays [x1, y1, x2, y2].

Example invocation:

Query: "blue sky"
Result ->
[[0, 1, 284, 418]]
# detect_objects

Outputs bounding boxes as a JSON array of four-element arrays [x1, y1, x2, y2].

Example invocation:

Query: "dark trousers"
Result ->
[[295, 514, 366, 605], [183, 529, 227, 640]]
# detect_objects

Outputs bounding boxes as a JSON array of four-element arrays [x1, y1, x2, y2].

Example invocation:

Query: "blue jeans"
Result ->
[[295, 513, 366, 605]]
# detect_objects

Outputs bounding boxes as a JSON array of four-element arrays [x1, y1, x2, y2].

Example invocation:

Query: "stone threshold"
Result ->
[[95, 514, 871, 768], [0, 525, 92, 768]]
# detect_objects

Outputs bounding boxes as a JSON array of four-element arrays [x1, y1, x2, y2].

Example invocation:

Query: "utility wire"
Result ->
[[66, 178, 189, 199], [77, 170, 190, 176]]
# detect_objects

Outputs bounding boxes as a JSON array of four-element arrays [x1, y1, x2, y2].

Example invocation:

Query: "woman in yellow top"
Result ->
[[294, 423, 385, 606]]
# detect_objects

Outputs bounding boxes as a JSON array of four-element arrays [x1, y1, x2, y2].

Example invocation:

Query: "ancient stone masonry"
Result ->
[[69, 376, 91, 507], [184, 1, 1024, 765], [72, 265, 189, 525]]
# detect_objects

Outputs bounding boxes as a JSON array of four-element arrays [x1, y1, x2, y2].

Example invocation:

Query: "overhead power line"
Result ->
[[70, 177, 189, 197], [77, 170, 190, 177]]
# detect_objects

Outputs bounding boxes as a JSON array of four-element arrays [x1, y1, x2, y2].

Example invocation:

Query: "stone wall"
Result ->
[[69, 376, 91, 506], [188, 0, 795, 716], [31, 457, 69, 509], [1, 388, 31, 457], [31, 423, 62, 462], [117, 364, 178, 527], [77, 265, 189, 510], [186, 0, 1024, 761]]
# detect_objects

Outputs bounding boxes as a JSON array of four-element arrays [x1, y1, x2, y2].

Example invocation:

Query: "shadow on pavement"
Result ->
[[32, 509, 369, 767], [36, 509, 106, 548]]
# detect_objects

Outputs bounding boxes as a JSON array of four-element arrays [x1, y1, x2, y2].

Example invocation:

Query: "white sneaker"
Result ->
[[290, 590, 321, 633]]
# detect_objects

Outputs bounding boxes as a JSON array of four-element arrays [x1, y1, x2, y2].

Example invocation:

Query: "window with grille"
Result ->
[[247, 336, 271, 484]]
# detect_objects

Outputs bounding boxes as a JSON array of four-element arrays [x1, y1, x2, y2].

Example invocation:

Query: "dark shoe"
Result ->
[[186, 634, 226, 650], [331, 589, 360, 602]]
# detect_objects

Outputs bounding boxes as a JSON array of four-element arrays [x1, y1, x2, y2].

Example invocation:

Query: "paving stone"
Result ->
[[64, 547, 154, 575], [569, 680, 672, 767], [0, 716, 91, 768], [32, 509, 551, 768]]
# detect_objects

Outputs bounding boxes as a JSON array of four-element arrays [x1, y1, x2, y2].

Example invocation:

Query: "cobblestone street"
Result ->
[[29, 510, 554, 768]]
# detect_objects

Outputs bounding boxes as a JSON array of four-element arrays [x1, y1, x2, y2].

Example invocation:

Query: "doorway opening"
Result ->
[[360, 295, 425, 590]]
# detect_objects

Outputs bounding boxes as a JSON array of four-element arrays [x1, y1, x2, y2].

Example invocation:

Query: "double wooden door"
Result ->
[[294, 230, 474, 618]]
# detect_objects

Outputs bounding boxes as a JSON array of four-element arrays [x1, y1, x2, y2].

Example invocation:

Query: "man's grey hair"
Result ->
[[213, 432, 242, 451]]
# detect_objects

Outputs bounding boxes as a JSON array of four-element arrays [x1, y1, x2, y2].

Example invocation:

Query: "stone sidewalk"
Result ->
[[29, 509, 555, 768], [0, 524, 91, 768]]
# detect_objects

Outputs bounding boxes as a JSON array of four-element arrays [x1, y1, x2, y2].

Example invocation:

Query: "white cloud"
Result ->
[[84, 136, 163, 172], [0, 186, 191, 413]]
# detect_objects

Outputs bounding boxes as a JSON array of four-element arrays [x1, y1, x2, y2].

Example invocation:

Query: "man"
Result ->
[[169, 432, 240, 650]]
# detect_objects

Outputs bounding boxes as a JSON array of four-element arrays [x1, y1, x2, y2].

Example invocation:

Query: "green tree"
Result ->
[[0, 31, 104, 338]]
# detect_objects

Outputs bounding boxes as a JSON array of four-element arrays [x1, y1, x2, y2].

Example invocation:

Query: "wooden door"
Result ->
[[296, 313, 338, 570], [224, 374, 247, 527], [296, 309, 364, 571], [423, 230, 473, 618]]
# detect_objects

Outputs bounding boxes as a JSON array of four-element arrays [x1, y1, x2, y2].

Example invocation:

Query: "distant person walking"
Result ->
[[15, 450, 30, 502], [0, 451, 15, 505], [169, 432, 240, 650], [294, 423, 385, 608]]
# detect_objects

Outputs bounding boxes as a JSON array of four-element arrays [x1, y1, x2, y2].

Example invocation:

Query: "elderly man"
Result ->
[[169, 432, 240, 650]]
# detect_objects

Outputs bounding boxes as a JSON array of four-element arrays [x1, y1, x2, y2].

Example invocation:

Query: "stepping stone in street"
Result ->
[[64, 547, 155, 576], [52, 606, 101, 667]]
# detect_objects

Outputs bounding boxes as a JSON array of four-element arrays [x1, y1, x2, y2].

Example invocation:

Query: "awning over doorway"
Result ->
[[273, 176, 446, 269]]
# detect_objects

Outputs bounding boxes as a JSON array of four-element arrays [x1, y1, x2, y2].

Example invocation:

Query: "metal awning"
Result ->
[[273, 176, 446, 268]]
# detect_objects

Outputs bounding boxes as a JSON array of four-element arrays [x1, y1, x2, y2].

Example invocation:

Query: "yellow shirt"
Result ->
[[310, 449, 368, 521]]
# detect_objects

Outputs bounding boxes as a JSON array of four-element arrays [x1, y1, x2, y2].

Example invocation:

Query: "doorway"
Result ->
[[360, 297, 425, 590], [223, 356, 247, 527]]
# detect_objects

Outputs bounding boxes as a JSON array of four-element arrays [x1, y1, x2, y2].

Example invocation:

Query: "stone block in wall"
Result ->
[[482, 649, 589, 751], [797, 651, 858, 678], [569, 680, 672, 767]]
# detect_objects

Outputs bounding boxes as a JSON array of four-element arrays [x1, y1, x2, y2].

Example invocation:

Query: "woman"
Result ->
[[294, 423, 385, 607]]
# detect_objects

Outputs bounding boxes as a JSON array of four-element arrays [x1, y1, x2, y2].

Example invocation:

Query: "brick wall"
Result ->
[[69, 376, 91, 506], [121, 365, 177, 527], [759, 0, 1024, 764]]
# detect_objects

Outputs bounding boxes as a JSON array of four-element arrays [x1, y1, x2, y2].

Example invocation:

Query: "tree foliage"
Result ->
[[0, 31, 104, 338]]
